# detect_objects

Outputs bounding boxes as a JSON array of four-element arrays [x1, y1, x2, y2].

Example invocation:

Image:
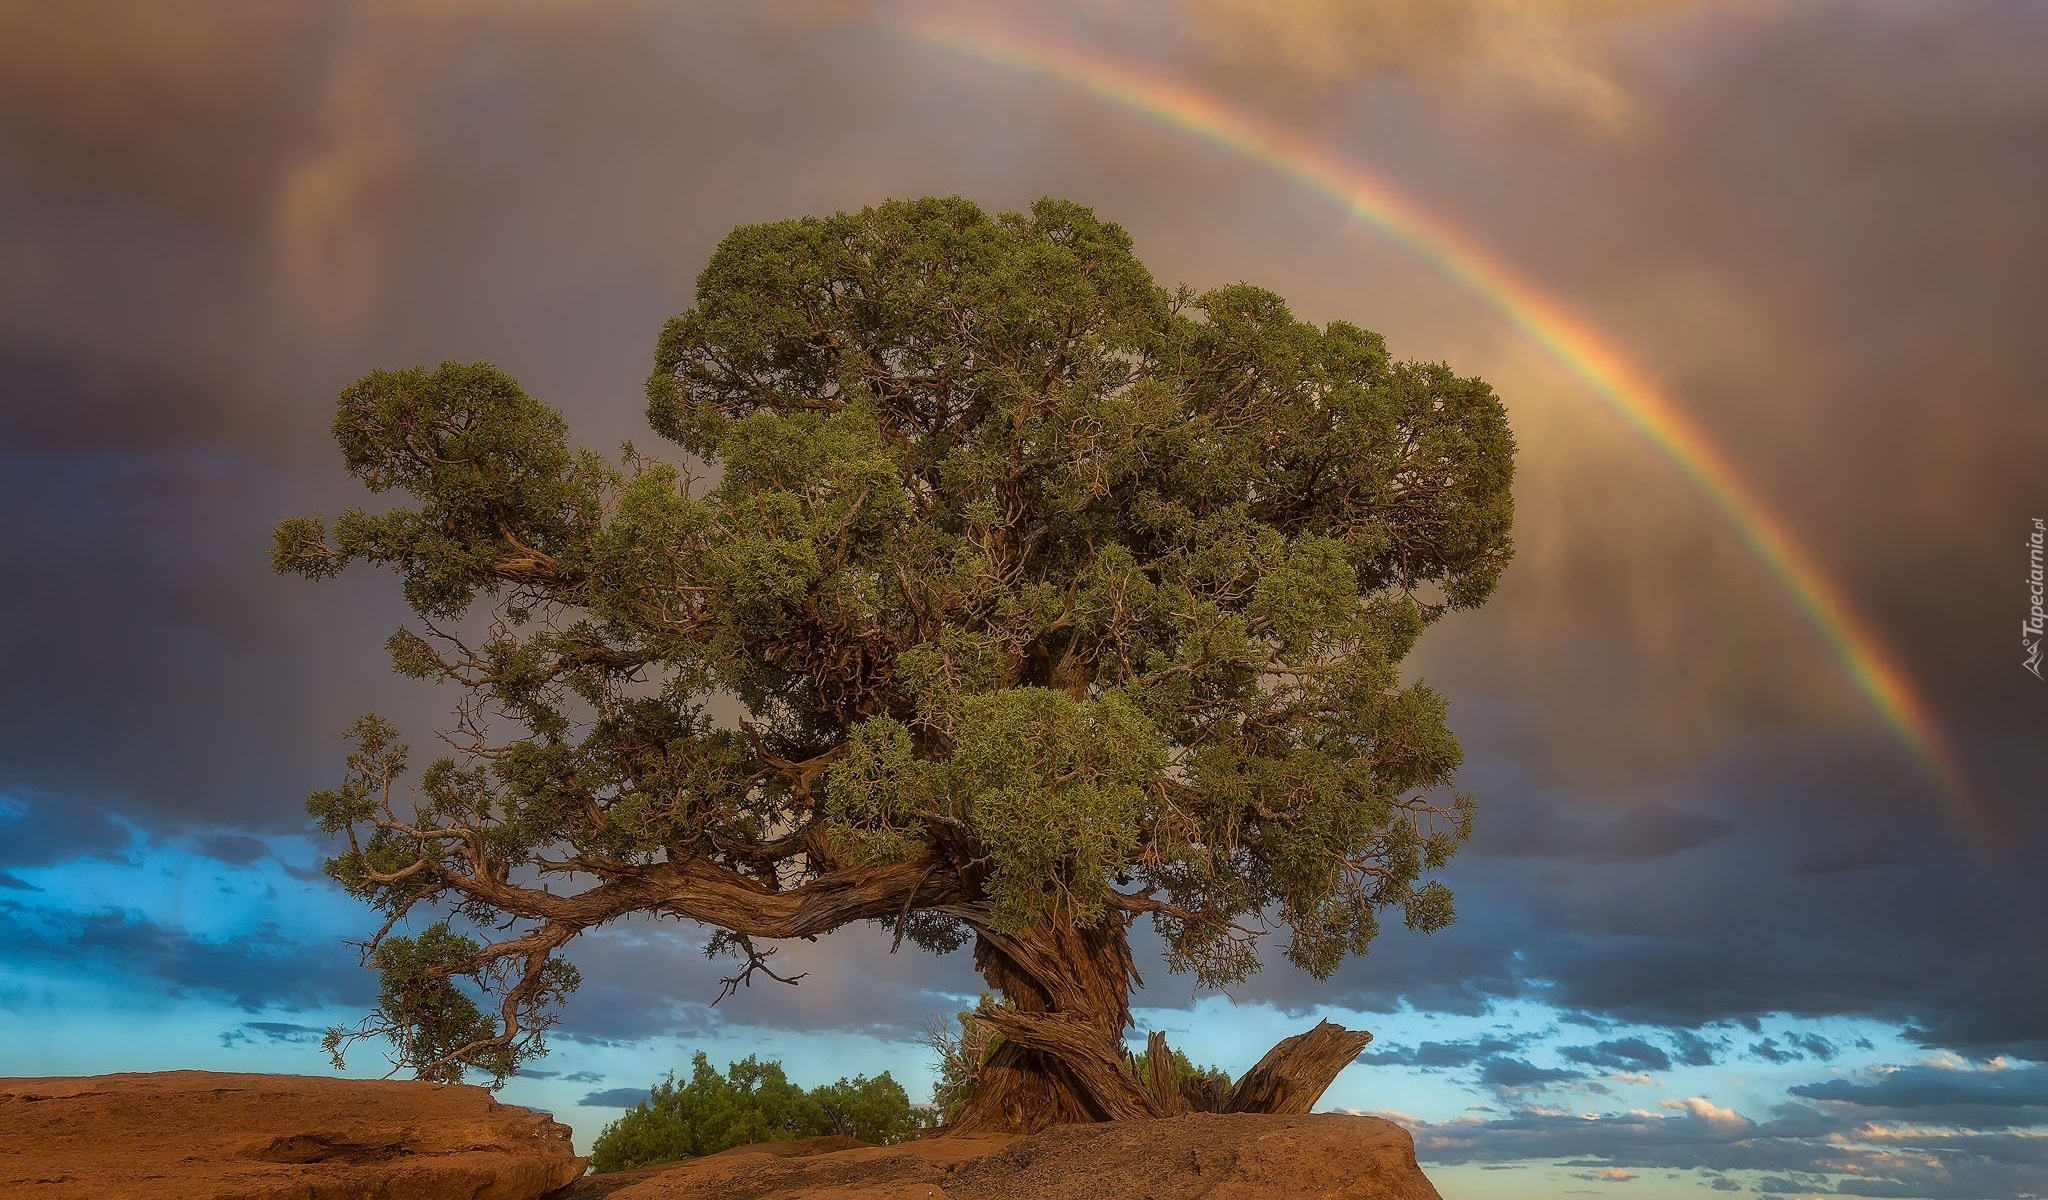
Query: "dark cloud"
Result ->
[[1478, 1056, 1583, 1090], [242, 1021, 325, 1042], [1789, 837, 1907, 878], [1747, 1034, 1837, 1065], [1359, 1036, 1526, 1070], [0, 445, 421, 828], [0, 903, 370, 1013], [579, 1087, 651, 1109], [0, 353, 231, 457], [1562, 1038, 1673, 1073], [1213, 734, 2048, 1064], [0, 796, 133, 869], [1791, 1061, 2048, 1127], [1467, 797, 1736, 864], [194, 834, 270, 867], [1668, 1030, 1720, 1068], [221, 1021, 325, 1049]]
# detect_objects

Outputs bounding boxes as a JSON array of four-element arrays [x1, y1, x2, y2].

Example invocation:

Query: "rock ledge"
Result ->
[[0, 1069, 586, 1199], [559, 1111, 1442, 1200]]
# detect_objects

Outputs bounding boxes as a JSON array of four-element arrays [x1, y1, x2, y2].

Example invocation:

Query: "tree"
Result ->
[[589, 1053, 931, 1173], [275, 195, 1515, 1133]]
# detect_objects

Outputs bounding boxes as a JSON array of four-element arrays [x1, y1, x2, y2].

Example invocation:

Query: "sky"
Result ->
[[1, 1, 2044, 1196]]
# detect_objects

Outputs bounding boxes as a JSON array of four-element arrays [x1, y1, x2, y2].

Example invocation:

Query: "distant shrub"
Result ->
[[590, 1052, 935, 1173]]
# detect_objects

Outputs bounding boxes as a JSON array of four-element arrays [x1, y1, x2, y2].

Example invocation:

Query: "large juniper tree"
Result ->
[[276, 196, 1514, 1133]]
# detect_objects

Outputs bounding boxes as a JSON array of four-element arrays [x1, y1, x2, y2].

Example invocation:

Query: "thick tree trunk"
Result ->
[[946, 911, 1158, 1134], [941, 911, 1376, 1135]]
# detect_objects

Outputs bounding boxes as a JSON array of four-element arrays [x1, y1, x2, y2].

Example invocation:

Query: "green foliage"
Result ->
[[829, 689, 1164, 931], [272, 361, 614, 622], [589, 1053, 933, 1173], [321, 917, 580, 1085], [813, 1072, 934, 1146], [280, 195, 1514, 1085]]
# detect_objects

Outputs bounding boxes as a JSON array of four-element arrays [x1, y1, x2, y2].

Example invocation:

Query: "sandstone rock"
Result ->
[[0, 1069, 585, 1199], [559, 1112, 1441, 1200]]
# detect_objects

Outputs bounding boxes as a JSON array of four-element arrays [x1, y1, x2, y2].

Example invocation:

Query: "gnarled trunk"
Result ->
[[946, 911, 1157, 1134], [943, 911, 1375, 1135]]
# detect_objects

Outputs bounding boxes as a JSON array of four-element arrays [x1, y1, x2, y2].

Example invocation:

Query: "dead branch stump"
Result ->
[[1221, 1020, 1374, 1115], [1143, 1030, 1190, 1116]]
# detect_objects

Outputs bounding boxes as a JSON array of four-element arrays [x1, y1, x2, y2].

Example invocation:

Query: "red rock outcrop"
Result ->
[[556, 1112, 1442, 1200], [0, 1070, 585, 1199]]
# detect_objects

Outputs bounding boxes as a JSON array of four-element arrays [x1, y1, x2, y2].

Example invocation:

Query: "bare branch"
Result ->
[[709, 932, 810, 1005]]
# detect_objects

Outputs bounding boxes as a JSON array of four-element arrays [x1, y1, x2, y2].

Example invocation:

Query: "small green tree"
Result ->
[[278, 195, 1514, 1132], [589, 1053, 929, 1173]]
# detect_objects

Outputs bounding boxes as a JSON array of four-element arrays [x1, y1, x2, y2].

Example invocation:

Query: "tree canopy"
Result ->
[[276, 195, 1514, 1127]]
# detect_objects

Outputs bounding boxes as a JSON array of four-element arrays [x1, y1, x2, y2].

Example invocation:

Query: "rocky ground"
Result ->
[[0, 1072, 1443, 1199], [0, 1071, 585, 1199], [559, 1113, 1443, 1200]]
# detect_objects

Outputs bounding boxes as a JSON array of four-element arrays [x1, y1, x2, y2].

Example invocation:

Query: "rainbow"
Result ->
[[897, 18, 1977, 822]]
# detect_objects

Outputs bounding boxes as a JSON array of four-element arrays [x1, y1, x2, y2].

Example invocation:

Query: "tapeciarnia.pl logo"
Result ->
[[2027, 517, 2045, 680]]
